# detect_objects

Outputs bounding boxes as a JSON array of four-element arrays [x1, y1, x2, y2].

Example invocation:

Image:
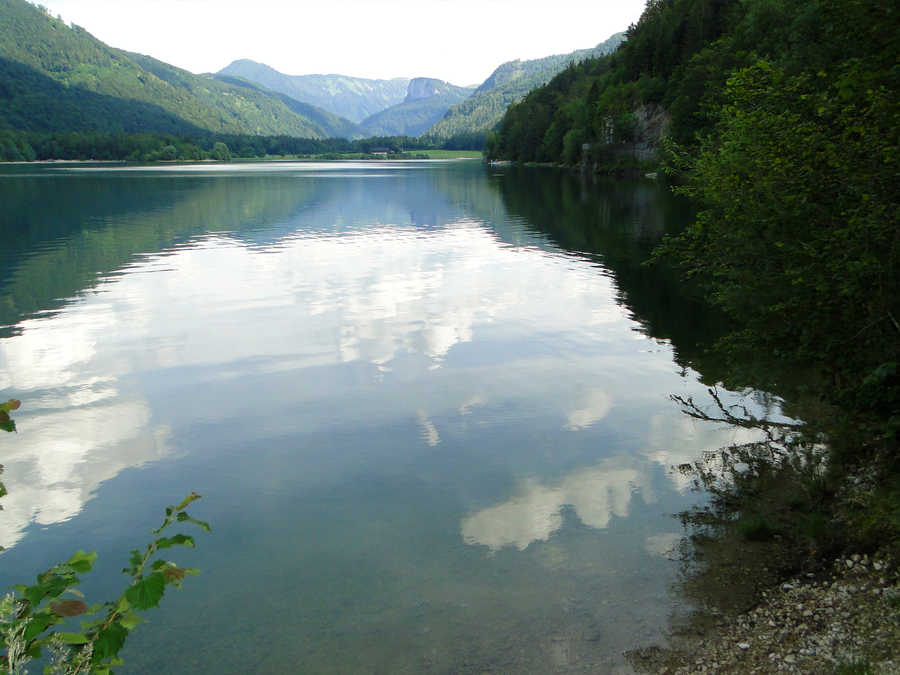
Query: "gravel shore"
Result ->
[[629, 552, 900, 673]]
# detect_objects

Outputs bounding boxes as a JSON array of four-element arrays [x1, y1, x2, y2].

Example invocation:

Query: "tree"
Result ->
[[664, 57, 899, 430], [210, 141, 231, 162]]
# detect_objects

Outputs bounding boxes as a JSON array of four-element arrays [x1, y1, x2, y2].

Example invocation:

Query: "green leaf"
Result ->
[[24, 584, 46, 606], [118, 610, 145, 630], [0, 399, 20, 413], [126, 548, 144, 573], [92, 622, 129, 663], [40, 575, 70, 599], [156, 534, 195, 550], [114, 595, 130, 614], [124, 572, 165, 610], [66, 550, 97, 573], [174, 492, 202, 511], [23, 611, 55, 641], [176, 512, 211, 532], [55, 632, 89, 644]]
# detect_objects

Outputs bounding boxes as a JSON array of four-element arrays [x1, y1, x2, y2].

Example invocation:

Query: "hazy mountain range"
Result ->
[[218, 60, 411, 124], [0, 0, 627, 142]]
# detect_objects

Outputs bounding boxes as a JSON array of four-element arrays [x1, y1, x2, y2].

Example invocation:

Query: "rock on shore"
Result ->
[[629, 553, 900, 673]]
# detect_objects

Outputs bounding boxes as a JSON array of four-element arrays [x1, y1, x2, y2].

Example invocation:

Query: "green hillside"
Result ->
[[425, 33, 625, 142], [0, 56, 204, 135], [211, 74, 365, 139], [359, 78, 474, 137], [218, 59, 411, 123], [0, 0, 355, 138]]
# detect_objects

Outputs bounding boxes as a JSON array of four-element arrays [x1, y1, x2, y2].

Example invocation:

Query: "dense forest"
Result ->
[[0, 129, 437, 162], [490, 0, 899, 558], [487, 0, 897, 166]]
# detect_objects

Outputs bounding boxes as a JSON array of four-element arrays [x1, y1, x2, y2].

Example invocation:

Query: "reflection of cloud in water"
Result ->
[[0, 400, 171, 550], [461, 460, 655, 551], [0, 304, 118, 393], [416, 409, 441, 447], [460, 399, 775, 554], [0, 220, 632, 551], [565, 388, 613, 431], [458, 394, 486, 416], [77, 223, 625, 376], [644, 533, 683, 560], [644, 412, 766, 492]]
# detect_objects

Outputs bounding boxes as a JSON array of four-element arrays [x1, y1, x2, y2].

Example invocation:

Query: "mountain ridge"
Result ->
[[218, 59, 412, 123], [425, 32, 626, 141], [0, 0, 358, 138]]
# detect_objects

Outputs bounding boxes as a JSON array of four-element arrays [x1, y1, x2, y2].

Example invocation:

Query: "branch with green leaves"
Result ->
[[0, 400, 20, 434], [1, 493, 209, 674]]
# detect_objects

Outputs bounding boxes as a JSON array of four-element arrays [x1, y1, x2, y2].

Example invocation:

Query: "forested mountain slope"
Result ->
[[359, 78, 475, 137], [0, 0, 356, 138], [218, 59, 411, 123], [489, 0, 899, 504], [487, 0, 897, 167], [425, 32, 625, 143]]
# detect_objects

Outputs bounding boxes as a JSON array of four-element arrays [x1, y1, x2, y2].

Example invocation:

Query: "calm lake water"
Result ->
[[0, 160, 753, 673]]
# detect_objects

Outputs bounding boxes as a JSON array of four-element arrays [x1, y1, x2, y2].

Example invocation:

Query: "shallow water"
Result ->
[[0, 160, 751, 672]]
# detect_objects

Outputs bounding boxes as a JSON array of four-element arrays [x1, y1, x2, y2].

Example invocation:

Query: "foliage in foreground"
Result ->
[[0, 404, 208, 675]]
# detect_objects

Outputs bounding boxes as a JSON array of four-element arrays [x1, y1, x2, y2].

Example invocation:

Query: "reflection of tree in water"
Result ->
[[484, 167, 731, 380], [0, 172, 321, 334]]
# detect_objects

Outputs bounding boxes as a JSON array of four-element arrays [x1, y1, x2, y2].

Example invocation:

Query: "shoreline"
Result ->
[[629, 551, 900, 673]]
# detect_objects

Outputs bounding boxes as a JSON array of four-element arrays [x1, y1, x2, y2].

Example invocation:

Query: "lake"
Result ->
[[0, 160, 753, 673]]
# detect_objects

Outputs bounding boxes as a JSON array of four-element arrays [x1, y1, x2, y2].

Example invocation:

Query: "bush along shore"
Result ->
[[623, 387, 900, 673]]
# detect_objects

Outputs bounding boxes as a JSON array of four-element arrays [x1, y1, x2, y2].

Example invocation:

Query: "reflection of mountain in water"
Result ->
[[1, 162, 723, 362], [0, 162, 480, 335]]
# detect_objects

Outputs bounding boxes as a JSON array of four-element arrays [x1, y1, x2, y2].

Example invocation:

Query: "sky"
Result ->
[[37, 0, 647, 85]]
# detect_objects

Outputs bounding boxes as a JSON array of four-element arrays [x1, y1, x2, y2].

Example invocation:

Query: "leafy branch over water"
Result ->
[[0, 400, 20, 434], [1, 401, 209, 674]]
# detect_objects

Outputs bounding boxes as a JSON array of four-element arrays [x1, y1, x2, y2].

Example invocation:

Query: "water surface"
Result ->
[[0, 160, 750, 672]]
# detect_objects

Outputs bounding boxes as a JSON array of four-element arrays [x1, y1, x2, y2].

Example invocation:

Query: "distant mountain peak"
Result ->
[[405, 77, 453, 103]]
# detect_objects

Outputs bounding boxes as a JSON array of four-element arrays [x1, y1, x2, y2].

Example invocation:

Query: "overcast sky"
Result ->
[[37, 0, 646, 85]]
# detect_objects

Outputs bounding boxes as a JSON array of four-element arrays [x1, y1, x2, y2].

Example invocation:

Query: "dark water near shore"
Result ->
[[0, 160, 754, 672]]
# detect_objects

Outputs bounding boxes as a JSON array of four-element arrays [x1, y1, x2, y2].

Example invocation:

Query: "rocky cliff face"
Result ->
[[404, 78, 447, 103], [631, 103, 671, 162]]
